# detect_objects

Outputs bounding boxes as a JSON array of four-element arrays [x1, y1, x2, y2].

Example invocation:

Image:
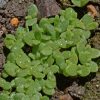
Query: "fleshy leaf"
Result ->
[[16, 68, 31, 77], [16, 27, 26, 40], [28, 4, 38, 18], [23, 31, 35, 46], [63, 60, 78, 76], [85, 61, 98, 72], [87, 45, 100, 58], [26, 18, 37, 27], [54, 51, 65, 67], [4, 34, 16, 49], [77, 65, 90, 77], [72, 0, 89, 7], [0, 93, 9, 100], [81, 14, 98, 30], [43, 86, 55, 95], [40, 46, 52, 56], [4, 61, 19, 77], [0, 78, 11, 90], [45, 79, 56, 89], [69, 47, 78, 64], [60, 8, 77, 19], [47, 56, 54, 66], [41, 96, 49, 100]]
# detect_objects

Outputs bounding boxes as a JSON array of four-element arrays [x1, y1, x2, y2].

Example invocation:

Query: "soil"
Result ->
[[0, 0, 100, 100], [83, 72, 100, 100]]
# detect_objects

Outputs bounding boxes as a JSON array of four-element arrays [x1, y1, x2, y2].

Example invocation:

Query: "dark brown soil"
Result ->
[[89, 32, 100, 49], [0, 0, 34, 33], [0, 0, 100, 100], [83, 72, 100, 100]]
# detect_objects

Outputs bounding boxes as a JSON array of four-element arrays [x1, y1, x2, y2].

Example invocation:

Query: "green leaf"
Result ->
[[56, 16, 69, 32], [31, 93, 42, 100], [62, 51, 71, 59], [85, 61, 98, 72], [40, 46, 52, 56], [44, 65, 59, 75], [34, 31, 42, 40], [45, 79, 56, 89], [16, 85, 25, 93], [4, 34, 16, 49], [26, 18, 37, 27], [56, 39, 67, 48], [11, 40, 24, 51], [54, 51, 65, 67], [15, 50, 31, 69], [43, 86, 55, 95], [1, 71, 8, 78], [54, 15, 60, 27], [23, 31, 35, 46], [87, 46, 100, 58], [70, 19, 85, 29], [11, 80, 15, 87], [77, 44, 100, 64], [81, 14, 98, 30], [63, 60, 78, 76], [13, 93, 28, 100], [77, 65, 90, 77], [39, 18, 56, 39], [41, 96, 49, 100], [60, 30, 74, 47], [41, 35, 51, 41], [16, 68, 31, 77], [34, 79, 42, 91], [69, 47, 78, 64], [0, 78, 11, 90], [78, 51, 91, 64], [47, 72, 56, 82], [32, 24, 44, 33], [16, 57, 31, 69], [31, 60, 41, 66], [28, 53, 35, 60], [33, 40, 40, 45], [4, 61, 19, 77], [50, 65, 59, 73], [0, 93, 9, 100], [16, 27, 26, 40], [25, 79, 42, 95], [14, 78, 26, 87], [47, 55, 54, 66], [72, 28, 91, 39], [72, 0, 89, 7], [60, 8, 77, 19], [9, 92, 16, 100], [7, 52, 16, 63], [28, 4, 38, 18], [77, 43, 91, 64], [46, 41, 59, 50], [32, 68, 45, 79]]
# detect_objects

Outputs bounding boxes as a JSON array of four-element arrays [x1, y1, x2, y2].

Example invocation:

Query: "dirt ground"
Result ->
[[0, 0, 100, 100]]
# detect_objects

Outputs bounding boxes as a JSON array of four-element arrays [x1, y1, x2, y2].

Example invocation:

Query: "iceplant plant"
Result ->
[[0, 4, 99, 99]]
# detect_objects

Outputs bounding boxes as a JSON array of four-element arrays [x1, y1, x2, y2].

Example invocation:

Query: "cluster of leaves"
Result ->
[[71, 0, 89, 7], [60, 0, 89, 7], [0, 4, 100, 99]]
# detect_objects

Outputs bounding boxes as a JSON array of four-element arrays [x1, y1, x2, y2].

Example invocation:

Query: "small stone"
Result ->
[[0, 31, 3, 37], [96, 84, 99, 88], [59, 94, 73, 100], [0, 0, 8, 8]]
